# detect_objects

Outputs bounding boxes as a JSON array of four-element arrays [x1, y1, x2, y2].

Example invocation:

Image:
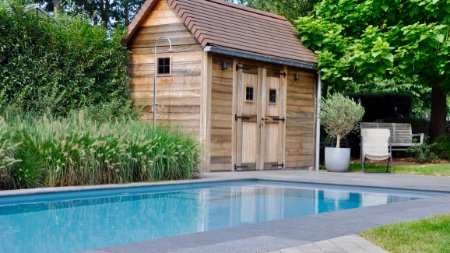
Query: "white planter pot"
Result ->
[[325, 147, 351, 172]]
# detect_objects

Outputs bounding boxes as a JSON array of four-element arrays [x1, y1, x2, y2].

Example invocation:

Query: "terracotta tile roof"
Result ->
[[124, 0, 317, 66]]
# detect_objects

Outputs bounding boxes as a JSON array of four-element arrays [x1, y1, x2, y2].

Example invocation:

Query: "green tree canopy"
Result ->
[[296, 0, 449, 139], [230, 0, 318, 23], [30, 0, 146, 28]]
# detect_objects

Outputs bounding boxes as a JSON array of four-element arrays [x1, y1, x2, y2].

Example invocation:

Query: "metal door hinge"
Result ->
[[235, 114, 250, 121], [234, 164, 249, 170], [236, 64, 250, 71], [271, 163, 284, 168], [272, 117, 285, 123]]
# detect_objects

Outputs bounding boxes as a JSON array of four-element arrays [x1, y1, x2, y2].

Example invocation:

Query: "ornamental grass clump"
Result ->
[[320, 93, 365, 147], [0, 118, 21, 171], [0, 109, 202, 189]]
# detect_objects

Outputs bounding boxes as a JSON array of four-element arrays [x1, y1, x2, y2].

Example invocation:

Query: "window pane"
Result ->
[[246, 87, 254, 101], [157, 57, 170, 75], [269, 89, 276, 103]]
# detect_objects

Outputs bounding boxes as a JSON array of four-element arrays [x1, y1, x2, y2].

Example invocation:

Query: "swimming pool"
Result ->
[[0, 180, 445, 253]]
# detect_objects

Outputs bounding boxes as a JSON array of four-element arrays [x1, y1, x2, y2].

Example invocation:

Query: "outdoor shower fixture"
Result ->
[[153, 36, 173, 127]]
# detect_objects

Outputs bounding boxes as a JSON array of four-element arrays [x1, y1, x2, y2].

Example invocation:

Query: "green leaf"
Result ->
[[383, 59, 393, 67], [372, 51, 381, 58], [381, 4, 389, 12], [444, 5, 450, 13], [387, 13, 396, 20], [383, 53, 394, 63], [313, 39, 323, 47], [435, 34, 445, 43], [378, 64, 387, 74], [427, 39, 438, 47]]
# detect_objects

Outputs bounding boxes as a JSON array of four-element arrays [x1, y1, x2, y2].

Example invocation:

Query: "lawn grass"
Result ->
[[347, 162, 450, 176], [360, 214, 450, 253]]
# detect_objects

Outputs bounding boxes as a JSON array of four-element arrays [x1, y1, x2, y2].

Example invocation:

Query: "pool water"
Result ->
[[0, 180, 444, 253]]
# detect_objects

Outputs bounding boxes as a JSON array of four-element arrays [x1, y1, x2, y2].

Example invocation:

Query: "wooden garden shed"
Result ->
[[124, 0, 320, 172]]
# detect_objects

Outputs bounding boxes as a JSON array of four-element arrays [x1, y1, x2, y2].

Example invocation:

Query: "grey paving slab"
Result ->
[[278, 234, 389, 253], [329, 235, 371, 253], [278, 247, 303, 253], [347, 235, 389, 253], [171, 236, 307, 253], [294, 243, 326, 253], [316, 240, 347, 252]]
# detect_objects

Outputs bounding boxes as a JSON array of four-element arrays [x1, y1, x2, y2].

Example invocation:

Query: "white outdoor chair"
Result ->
[[361, 128, 393, 173]]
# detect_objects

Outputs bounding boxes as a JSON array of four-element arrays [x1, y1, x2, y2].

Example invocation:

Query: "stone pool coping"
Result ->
[[2, 170, 450, 253]]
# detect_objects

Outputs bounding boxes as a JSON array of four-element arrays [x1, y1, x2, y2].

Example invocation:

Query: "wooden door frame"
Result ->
[[261, 67, 286, 170], [235, 64, 244, 170], [233, 62, 286, 171], [280, 65, 287, 168], [257, 67, 266, 171]]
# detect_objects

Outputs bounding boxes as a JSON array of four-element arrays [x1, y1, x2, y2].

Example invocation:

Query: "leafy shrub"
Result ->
[[0, 1, 130, 116], [406, 138, 437, 163], [431, 134, 450, 160], [0, 110, 202, 189], [83, 100, 142, 123]]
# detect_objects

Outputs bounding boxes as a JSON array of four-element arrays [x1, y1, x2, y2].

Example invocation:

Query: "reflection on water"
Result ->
[[0, 183, 419, 253]]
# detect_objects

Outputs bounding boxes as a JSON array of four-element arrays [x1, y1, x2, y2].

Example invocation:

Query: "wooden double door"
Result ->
[[235, 64, 285, 170]]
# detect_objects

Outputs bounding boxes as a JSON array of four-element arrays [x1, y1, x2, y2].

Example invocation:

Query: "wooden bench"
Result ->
[[360, 122, 424, 151]]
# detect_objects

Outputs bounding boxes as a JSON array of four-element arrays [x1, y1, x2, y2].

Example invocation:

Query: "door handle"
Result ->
[[260, 118, 268, 128]]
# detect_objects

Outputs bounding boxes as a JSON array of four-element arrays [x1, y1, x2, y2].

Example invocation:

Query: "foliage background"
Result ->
[[229, 0, 318, 23], [295, 0, 449, 139], [38, 0, 146, 28], [0, 1, 131, 116]]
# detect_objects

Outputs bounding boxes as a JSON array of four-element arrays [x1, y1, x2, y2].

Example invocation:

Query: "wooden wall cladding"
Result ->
[[285, 69, 317, 169], [127, 0, 203, 131], [209, 55, 234, 171]]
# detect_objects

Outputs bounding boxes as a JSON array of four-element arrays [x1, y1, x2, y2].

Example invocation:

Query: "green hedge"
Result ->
[[0, 111, 202, 189], [0, 1, 130, 116], [349, 93, 412, 122]]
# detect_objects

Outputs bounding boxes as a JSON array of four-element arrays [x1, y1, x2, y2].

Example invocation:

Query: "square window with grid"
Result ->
[[158, 58, 171, 75], [246, 87, 254, 101]]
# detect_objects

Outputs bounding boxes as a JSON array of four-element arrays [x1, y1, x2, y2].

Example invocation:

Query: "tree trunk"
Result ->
[[429, 86, 447, 140], [52, 0, 61, 13], [102, 0, 110, 27], [336, 134, 341, 148], [124, 0, 129, 26]]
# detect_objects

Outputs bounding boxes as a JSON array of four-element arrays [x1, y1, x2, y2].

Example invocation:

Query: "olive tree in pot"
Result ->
[[321, 93, 365, 172]]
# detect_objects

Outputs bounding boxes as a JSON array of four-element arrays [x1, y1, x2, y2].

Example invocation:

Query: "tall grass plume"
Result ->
[[0, 109, 202, 189]]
